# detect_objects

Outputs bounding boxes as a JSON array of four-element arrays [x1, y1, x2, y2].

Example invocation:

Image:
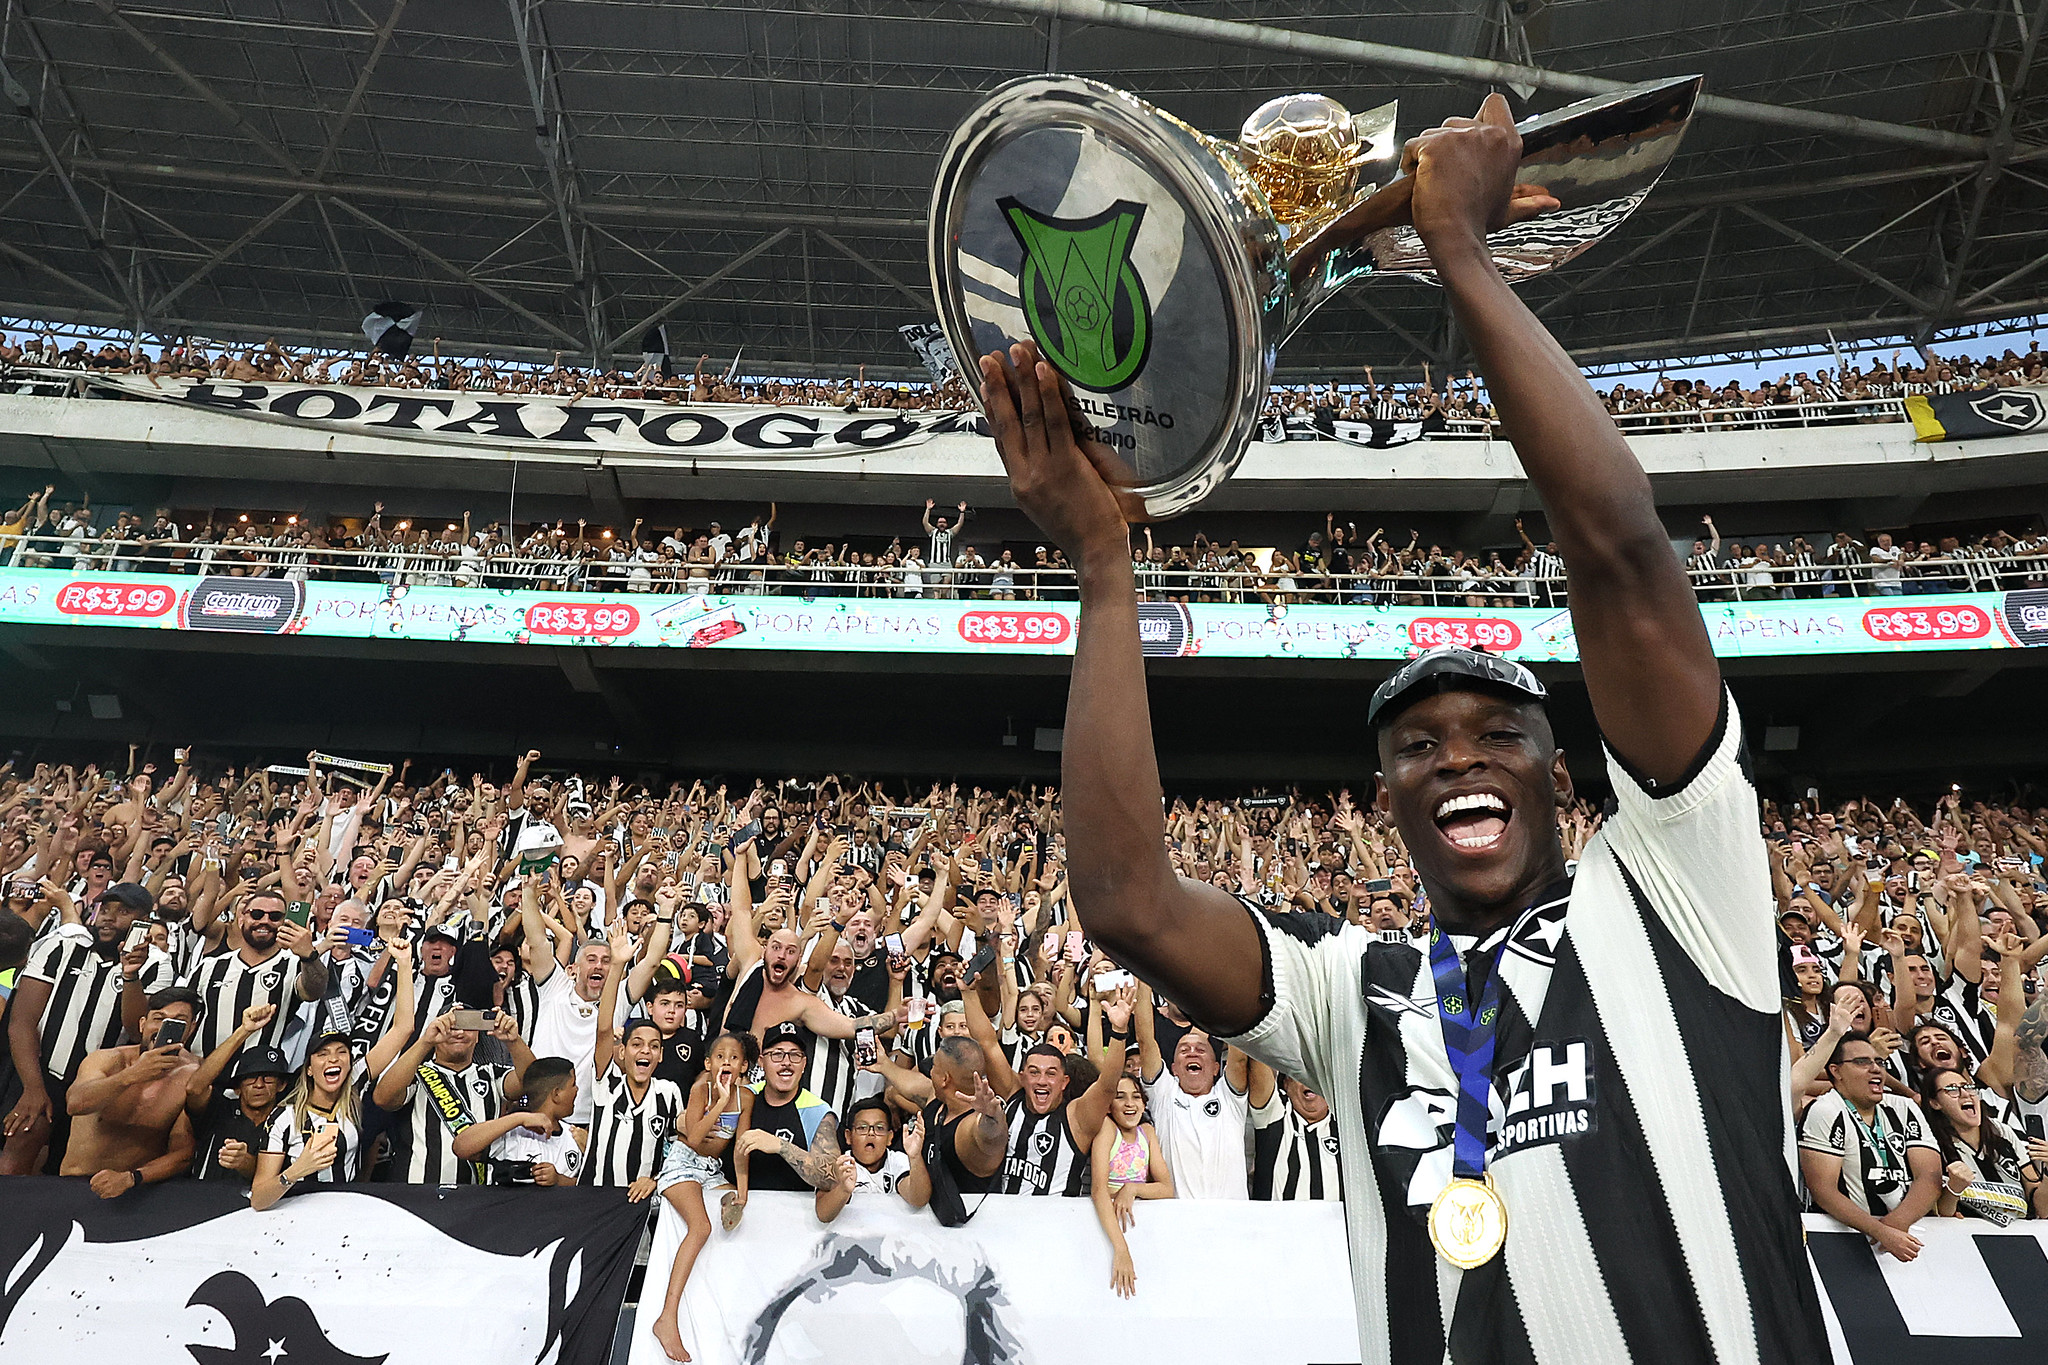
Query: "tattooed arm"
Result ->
[[2013, 990, 2048, 1106], [780, 1112, 843, 1190], [736, 1112, 844, 1191]]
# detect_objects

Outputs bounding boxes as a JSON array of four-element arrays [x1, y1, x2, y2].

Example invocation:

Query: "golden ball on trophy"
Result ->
[[1236, 93, 1372, 230]]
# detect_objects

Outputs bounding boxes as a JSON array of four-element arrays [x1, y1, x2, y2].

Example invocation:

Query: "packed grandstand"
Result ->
[[8, 5, 2048, 1364]]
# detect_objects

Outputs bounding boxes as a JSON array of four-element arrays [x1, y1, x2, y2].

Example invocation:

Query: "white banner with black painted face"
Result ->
[[623, 1198, 2048, 1365], [629, 1192, 1359, 1365], [83, 373, 986, 461], [0, 1179, 644, 1365]]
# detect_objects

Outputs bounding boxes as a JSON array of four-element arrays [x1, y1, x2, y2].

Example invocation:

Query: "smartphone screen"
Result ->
[[123, 924, 151, 952], [855, 1028, 879, 1068], [884, 933, 904, 956]]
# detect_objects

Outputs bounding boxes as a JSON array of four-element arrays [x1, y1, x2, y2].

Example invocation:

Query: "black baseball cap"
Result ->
[[1366, 646, 1547, 730], [761, 1020, 814, 1057], [97, 882, 155, 913], [230, 1046, 294, 1081], [305, 1028, 353, 1059], [422, 925, 461, 945]]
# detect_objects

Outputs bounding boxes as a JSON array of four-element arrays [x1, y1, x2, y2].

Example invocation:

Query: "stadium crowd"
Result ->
[[0, 749, 2041, 1351], [4, 484, 2043, 606], [5, 327, 2047, 432]]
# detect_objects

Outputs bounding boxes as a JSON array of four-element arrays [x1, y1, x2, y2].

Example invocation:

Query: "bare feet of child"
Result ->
[[651, 1313, 691, 1363]]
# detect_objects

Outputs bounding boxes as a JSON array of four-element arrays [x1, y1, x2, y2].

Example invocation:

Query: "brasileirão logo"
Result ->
[[999, 197, 1152, 392]]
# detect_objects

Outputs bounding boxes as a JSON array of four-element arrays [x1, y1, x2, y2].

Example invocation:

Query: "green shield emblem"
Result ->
[[999, 197, 1152, 392]]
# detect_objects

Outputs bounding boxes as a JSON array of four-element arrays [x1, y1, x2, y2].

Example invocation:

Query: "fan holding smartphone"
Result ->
[[55, 986, 203, 1198]]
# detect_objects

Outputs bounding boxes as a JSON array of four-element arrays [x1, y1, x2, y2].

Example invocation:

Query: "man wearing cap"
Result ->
[[980, 93, 1828, 1364], [2, 881, 153, 1174], [728, 1021, 840, 1207], [184, 1002, 290, 1183]]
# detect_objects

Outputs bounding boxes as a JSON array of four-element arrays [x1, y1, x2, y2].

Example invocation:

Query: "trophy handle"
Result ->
[[1281, 74, 1703, 339]]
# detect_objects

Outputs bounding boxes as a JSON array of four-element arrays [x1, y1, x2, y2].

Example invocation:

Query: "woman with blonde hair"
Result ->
[[251, 1031, 364, 1210]]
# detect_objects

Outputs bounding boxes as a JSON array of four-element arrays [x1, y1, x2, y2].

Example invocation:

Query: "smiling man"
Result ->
[[979, 95, 1828, 1364]]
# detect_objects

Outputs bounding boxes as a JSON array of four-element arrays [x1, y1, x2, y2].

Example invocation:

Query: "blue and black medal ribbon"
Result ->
[[1428, 928, 1506, 1181]]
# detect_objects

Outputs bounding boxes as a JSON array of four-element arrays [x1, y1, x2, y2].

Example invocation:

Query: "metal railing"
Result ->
[[3, 534, 2040, 605], [1258, 395, 1914, 440]]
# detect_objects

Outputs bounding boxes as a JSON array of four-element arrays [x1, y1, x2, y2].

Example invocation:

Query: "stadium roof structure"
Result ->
[[5, 0, 2048, 379]]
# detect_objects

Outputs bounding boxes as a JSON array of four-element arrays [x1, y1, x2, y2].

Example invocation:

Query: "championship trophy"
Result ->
[[929, 74, 1702, 518]]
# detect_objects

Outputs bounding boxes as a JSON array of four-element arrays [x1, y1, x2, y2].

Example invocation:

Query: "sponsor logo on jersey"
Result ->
[[1496, 1038, 1598, 1158]]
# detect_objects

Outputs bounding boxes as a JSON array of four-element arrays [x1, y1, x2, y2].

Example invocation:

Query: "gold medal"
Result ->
[[1428, 1175, 1508, 1268]]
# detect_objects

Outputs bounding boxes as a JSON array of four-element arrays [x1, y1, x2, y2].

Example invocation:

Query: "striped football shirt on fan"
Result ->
[[802, 988, 869, 1117], [391, 1060, 512, 1184], [999, 1095, 1091, 1196], [22, 929, 127, 1083], [1252, 1090, 1343, 1202], [583, 1062, 685, 1186], [263, 1101, 364, 1184], [1223, 692, 1829, 1365], [187, 949, 307, 1062]]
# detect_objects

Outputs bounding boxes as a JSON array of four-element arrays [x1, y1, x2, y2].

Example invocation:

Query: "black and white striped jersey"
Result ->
[[1002, 1026, 1035, 1073], [389, 1060, 511, 1184], [188, 948, 306, 1063], [500, 973, 540, 1043], [262, 1099, 364, 1184], [22, 929, 126, 1083], [583, 1061, 684, 1186], [999, 1094, 1091, 1196], [1251, 1090, 1343, 1202], [404, 971, 462, 1042], [158, 916, 213, 983], [1930, 973, 1995, 1065], [1797, 1091, 1937, 1216], [1223, 693, 1830, 1365], [802, 988, 867, 1116]]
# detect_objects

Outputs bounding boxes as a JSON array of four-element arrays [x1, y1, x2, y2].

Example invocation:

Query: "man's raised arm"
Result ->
[[1410, 95, 1719, 785], [980, 348, 1264, 1034]]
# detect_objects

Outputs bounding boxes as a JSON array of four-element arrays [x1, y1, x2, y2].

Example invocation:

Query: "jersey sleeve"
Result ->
[[22, 934, 69, 985], [1597, 688, 1779, 1011], [1250, 1087, 1285, 1131], [1215, 898, 1363, 1102], [1797, 1095, 1848, 1157]]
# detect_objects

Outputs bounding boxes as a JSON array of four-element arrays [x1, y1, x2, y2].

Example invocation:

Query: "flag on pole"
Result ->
[[362, 301, 421, 360]]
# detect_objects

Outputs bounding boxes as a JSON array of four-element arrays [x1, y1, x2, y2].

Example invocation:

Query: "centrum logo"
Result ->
[[999, 197, 1152, 392]]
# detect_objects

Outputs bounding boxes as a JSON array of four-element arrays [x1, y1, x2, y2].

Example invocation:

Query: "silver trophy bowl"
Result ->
[[930, 74, 1702, 518]]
